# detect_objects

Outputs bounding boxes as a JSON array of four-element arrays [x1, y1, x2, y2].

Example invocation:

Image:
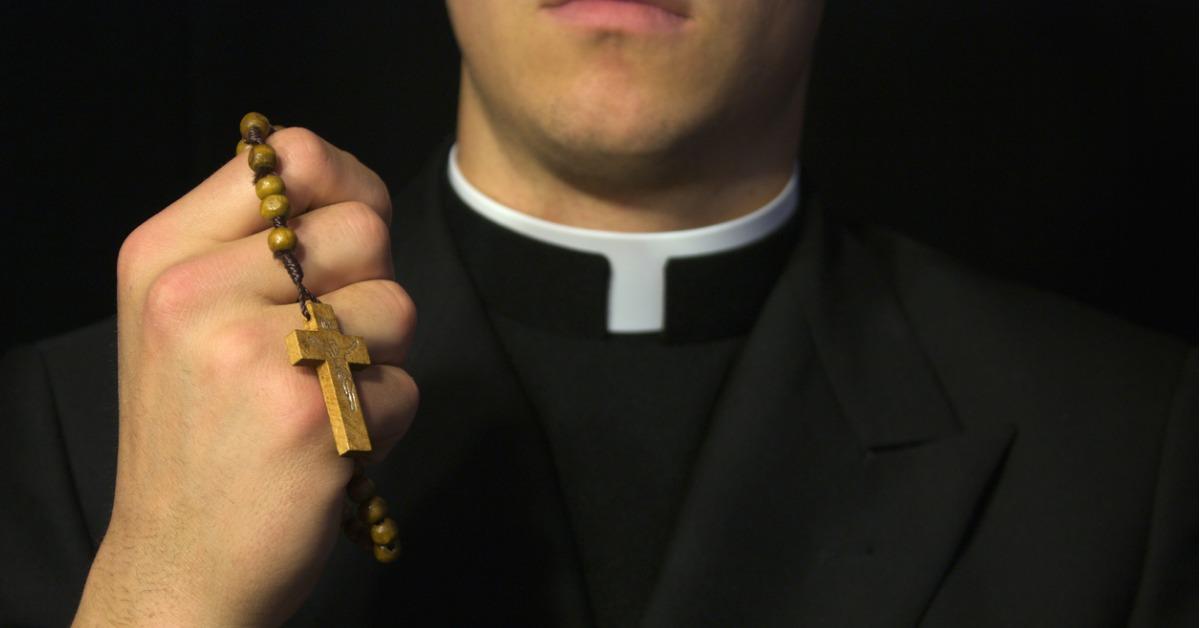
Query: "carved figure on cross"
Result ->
[[285, 302, 373, 456]]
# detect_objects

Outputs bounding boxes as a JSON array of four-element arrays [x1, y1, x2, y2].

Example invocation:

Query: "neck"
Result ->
[[453, 75, 804, 233]]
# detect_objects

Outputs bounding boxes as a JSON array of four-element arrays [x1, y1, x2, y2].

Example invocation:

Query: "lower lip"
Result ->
[[543, 0, 689, 35]]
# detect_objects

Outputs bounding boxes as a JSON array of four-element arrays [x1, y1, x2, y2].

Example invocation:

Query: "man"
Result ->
[[1, 1, 1193, 626]]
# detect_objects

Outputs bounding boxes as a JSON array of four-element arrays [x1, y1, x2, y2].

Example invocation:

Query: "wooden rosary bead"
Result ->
[[260, 194, 291, 220], [235, 139, 251, 155], [267, 226, 297, 252], [248, 143, 277, 174], [240, 112, 272, 140], [346, 474, 376, 503], [369, 517, 399, 546], [373, 542, 401, 563], [255, 174, 286, 199], [271, 124, 286, 133], [342, 516, 372, 549], [342, 512, 364, 538], [359, 495, 388, 524]]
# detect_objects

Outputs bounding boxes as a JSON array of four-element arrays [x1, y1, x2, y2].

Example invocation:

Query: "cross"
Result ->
[[285, 302, 372, 456]]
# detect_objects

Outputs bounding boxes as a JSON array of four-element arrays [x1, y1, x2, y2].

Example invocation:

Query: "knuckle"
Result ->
[[116, 223, 163, 289], [198, 320, 270, 378], [386, 282, 420, 333], [389, 369, 420, 442], [376, 280, 417, 336], [371, 171, 393, 224], [273, 127, 335, 185], [337, 202, 392, 268], [141, 262, 206, 332], [401, 370, 420, 416], [348, 153, 393, 223], [275, 367, 335, 447], [116, 226, 147, 282], [365, 368, 420, 456]]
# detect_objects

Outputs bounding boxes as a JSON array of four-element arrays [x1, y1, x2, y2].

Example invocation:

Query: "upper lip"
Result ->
[[540, 0, 692, 18]]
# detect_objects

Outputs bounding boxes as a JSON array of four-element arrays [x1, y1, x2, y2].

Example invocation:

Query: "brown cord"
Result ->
[[277, 248, 320, 320], [246, 125, 320, 320]]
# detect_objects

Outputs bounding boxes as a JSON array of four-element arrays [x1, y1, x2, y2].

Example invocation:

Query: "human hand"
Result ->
[[73, 128, 418, 626]]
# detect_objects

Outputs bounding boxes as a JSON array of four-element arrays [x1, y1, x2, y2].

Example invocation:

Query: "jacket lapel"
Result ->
[[643, 201, 1015, 627]]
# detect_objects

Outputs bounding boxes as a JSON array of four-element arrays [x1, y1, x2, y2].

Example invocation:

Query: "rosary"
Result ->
[[238, 112, 400, 563]]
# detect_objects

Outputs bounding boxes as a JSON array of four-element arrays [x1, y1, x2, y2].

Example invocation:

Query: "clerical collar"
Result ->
[[447, 147, 799, 333], [444, 146, 802, 341]]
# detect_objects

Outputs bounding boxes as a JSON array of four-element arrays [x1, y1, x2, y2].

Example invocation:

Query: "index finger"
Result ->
[[155, 127, 392, 244]]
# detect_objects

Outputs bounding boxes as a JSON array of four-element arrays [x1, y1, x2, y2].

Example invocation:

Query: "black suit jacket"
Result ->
[[1, 154, 1194, 627]]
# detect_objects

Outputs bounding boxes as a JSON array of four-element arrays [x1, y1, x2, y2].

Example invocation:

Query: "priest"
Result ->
[[1, 0, 1194, 626]]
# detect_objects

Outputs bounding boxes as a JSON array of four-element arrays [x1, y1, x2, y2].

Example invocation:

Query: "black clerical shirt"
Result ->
[[442, 182, 801, 627]]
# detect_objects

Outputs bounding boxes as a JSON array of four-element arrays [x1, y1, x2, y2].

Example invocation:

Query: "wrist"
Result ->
[[74, 542, 231, 628]]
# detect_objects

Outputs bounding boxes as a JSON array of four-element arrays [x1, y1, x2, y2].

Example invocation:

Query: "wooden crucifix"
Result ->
[[286, 302, 373, 456]]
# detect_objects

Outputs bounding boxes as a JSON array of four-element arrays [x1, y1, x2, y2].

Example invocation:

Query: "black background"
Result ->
[[0, 1, 1194, 353]]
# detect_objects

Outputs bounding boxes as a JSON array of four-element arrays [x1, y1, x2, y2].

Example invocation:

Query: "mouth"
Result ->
[[540, 0, 692, 35]]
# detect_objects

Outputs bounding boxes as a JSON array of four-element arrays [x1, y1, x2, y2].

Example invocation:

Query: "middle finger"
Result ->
[[185, 200, 396, 307]]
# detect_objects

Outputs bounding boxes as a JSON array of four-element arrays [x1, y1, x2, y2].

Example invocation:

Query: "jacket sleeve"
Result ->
[[1127, 349, 1197, 628], [0, 343, 96, 626]]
